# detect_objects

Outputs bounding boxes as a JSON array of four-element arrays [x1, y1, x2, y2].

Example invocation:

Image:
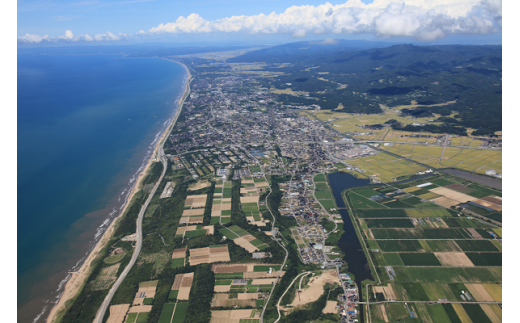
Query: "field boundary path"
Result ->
[[93, 65, 192, 323]]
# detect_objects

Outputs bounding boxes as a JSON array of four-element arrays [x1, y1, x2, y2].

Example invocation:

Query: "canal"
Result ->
[[328, 172, 374, 323]]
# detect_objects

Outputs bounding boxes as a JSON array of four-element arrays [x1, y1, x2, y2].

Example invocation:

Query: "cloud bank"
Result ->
[[18, 0, 502, 43]]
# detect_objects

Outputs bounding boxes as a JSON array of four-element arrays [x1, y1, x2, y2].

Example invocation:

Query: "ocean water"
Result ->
[[17, 53, 187, 323]]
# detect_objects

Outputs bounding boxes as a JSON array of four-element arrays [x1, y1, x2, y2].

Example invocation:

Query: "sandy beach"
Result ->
[[46, 62, 191, 323]]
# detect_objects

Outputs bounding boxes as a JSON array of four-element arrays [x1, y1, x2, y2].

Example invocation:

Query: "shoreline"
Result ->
[[46, 60, 191, 323]]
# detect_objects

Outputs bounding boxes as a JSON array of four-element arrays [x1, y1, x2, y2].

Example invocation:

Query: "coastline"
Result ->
[[46, 61, 191, 323]]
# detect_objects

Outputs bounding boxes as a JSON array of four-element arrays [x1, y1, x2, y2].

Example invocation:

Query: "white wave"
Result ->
[[31, 306, 47, 323]]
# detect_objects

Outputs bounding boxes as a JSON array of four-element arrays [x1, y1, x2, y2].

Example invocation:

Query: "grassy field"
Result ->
[[455, 240, 500, 252], [348, 192, 386, 209], [377, 240, 424, 252], [314, 174, 327, 182], [158, 303, 176, 323], [399, 253, 442, 266], [356, 209, 407, 217], [364, 219, 415, 228], [171, 302, 189, 323], [345, 152, 428, 182], [380, 143, 502, 175], [171, 258, 185, 268]]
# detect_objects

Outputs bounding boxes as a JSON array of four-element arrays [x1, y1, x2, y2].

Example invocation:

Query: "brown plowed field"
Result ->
[[430, 187, 476, 203], [210, 246, 229, 254], [189, 216, 204, 223], [445, 184, 475, 194], [214, 285, 231, 292], [435, 252, 474, 267], [482, 196, 502, 205], [128, 305, 152, 313], [212, 264, 248, 273], [473, 199, 502, 211], [172, 275, 183, 290], [431, 196, 460, 208], [464, 284, 494, 302], [107, 304, 130, 323]]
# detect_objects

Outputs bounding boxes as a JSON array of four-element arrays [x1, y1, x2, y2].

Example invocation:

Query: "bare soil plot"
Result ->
[[254, 182, 269, 188], [128, 305, 152, 313], [322, 301, 338, 314], [481, 196, 502, 206], [212, 204, 222, 211], [382, 285, 398, 300], [251, 278, 276, 285], [190, 255, 211, 265], [431, 196, 460, 208], [290, 270, 340, 307], [483, 284, 502, 302], [221, 204, 232, 211], [466, 228, 484, 239], [238, 293, 259, 300], [134, 280, 158, 300], [212, 294, 255, 307], [430, 187, 476, 203], [192, 201, 206, 208], [210, 309, 254, 323], [244, 271, 285, 279], [214, 285, 232, 292], [234, 237, 259, 252], [92, 263, 120, 290], [170, 272, 194, 300], [434, 252, 474, 267], [179, 217, 190, 224], [106, 304, 130, 323], [480, 304, 501, 323], [188, 180, 211, 191], [473, 199, 502, 211], [182, 208, 205, 216], [188, 216, 204, 223], [376, 304, 389, 322], [241, 196, 260, 203], [189, 245, 230, 265], [464, 284, 494, 302], [444, 184, 475, 194], [212, 264, 248, 273]]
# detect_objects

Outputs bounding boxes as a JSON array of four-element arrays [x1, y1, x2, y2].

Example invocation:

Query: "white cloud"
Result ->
[[147, 0, 501, 41], [18, 0, 502, 43]]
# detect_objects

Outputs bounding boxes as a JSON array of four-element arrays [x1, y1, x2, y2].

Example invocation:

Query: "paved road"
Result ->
[[93, 70, 191, 323], [259, 160, 289, 323], [94, 154, 168, 323]]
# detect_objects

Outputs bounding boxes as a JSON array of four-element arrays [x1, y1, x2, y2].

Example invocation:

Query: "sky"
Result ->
[[17, 0, 503, 45]]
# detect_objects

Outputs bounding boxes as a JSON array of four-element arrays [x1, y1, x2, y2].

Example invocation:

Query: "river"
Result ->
[[327, 172, 374, 323]]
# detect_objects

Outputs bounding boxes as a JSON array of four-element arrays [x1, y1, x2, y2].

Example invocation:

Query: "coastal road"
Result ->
[[94, 153, 168, 323], [93, 66, 191, 323]]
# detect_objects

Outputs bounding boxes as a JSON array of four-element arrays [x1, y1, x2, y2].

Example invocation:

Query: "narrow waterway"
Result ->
[[328, 172, 374, 323]]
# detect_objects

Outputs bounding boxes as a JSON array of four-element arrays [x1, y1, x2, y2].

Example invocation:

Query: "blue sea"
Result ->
[[17, 53, 187, 323]]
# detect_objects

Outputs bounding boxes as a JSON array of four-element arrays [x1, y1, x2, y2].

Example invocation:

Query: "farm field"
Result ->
[[219, 225, 269, 252], [348, 174, 502, 323], [380, 143, 502, 175], [344, 151, 428, 182]]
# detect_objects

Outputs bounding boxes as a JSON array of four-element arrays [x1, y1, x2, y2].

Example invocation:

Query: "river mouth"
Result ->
[[327, 172, 374, 323]]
